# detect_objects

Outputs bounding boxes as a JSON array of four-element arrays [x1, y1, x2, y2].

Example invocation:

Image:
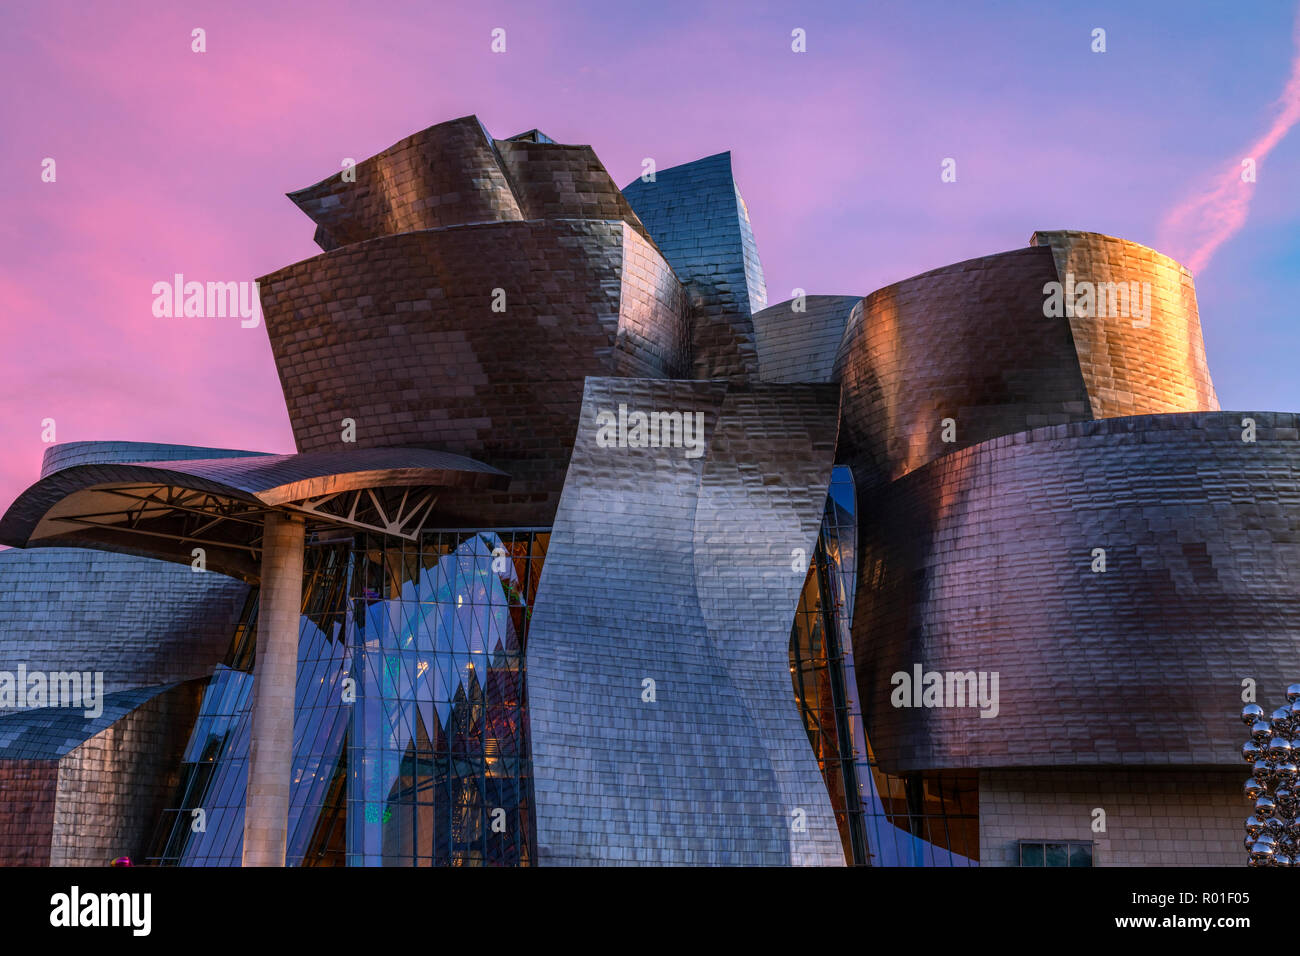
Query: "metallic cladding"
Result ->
[[852, 412, 1300, 774], [525, 377, 845, 866]]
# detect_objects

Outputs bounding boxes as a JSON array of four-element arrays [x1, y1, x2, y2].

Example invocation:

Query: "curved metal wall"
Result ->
[[259, 220, 690, 527], [851, 411, 1300, 774], [834, 246, 1095, 491], [0, 547, 248, 697], [835, 235, 1221, 493], [1030, 230, 1219, 417], [751, 295, 861, 384], [623, 152, 766, 381], [286, 115, 653, 254], [526, 377, 845, 865], [40, 441, 267, 478], [288, 115, 525, 251], [494, 138, 653, 243]]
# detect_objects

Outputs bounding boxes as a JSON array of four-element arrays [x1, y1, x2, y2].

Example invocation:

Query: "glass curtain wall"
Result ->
[[149, 530, 547, 867], [790, 466, 979, 866]]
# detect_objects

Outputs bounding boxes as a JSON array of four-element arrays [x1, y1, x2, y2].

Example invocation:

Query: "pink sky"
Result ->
[[2, 0, 1299, 517]]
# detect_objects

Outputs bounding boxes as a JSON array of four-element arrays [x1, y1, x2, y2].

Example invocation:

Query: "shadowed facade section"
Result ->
[[1030, 230, 1219, 417], [852, 412, 1300, 775], [834, 246, 1094, 491], [526, 377, 844, 866], [287, 114, 653, 252], [0, 682, 203, 866], [0, 548, 247, 696], [288, 115, 525, 252], [751, 295, 862, 383], [494, 137, 654, 243], [259, 221, 689, 527], [1, 443, 257, 698], [623, 153, 766, 381]]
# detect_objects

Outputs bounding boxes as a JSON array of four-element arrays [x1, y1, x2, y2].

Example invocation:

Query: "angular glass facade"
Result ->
[[150, 530, 547, 867], [790, 466, 978, 866]]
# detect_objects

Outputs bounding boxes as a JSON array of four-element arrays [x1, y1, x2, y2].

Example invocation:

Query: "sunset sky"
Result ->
[[2, 0, 1298, 513]]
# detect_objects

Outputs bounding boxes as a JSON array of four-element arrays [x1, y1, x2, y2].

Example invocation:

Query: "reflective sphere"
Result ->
[[1243, 703, 1266, 724], [1268, 738, 1294, 762], [1254, 760, 1274, 783], [1277, 762, 1299, 786], [1256, 795, 1277, 819], [1252, 720, 1274, 744], [1246, 815, 1266, 837], [1287, 684, 1300, 704], [1245, 778, 1266, 799], [1243, 741, 1262, 763], [1250, 839, 1277, 865]]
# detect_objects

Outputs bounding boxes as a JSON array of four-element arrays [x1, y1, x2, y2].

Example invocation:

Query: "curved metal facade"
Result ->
[[835, 235, 1221, 492], [835, 245, 1094, 490], [1, 110, 1280, 869], [287, 115, 652, 253], [623, 152, 767, 381], [259, 221, 689, 527], [525, 377, 845, 866], [288, 115, 526, 252], [493, 137, 654, 243], [0, 682, 202, 867], [752, 295, 861, 384], [40, 441, 267, 479], [1030, 230, 1219, 417], [0, 547, 248, 696], [851, 411, 1300, 774]]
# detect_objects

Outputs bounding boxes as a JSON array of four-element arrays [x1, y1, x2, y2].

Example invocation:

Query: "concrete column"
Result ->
[[243, 511, 304, 867]]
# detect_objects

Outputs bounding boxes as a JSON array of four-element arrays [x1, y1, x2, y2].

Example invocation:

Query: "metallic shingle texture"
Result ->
[[835, 245, 1094, 491], [852, 411, 1300, 774], [526, 377, 844, 865], [1030, 230, 1219, 417], [0, 682, 203, 866], [288, 115, 526, 252], [751, 295, 861, 383], [40, 441, 268, 479], [287, 115, 652, 253], [259, 221, 689, 527], [493, 138, 653, 244], [623, 152, 766, 381], [0, 547, 247, 697]]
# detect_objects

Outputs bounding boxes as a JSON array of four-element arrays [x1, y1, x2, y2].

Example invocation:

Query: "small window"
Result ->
[[1018, 840, 1093, 867]]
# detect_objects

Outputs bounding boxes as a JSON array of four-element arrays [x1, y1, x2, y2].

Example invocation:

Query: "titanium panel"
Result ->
[[259, 221, 689, 527], [852, 412, 1300, 773], [0, 547, 247, 696], [751, 295, 861, 383], [623, 152, 767, 380], [834, 245, 1094, 491], [526, 377, 844, 865], [1030, 230, 1219, 417]]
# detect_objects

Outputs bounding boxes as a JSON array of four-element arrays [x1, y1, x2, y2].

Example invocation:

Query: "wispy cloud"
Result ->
[[1159, 5, 1300, 274]]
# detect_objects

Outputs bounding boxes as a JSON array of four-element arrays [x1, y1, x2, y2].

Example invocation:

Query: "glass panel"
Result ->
[[151, 530, 545, 867]]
